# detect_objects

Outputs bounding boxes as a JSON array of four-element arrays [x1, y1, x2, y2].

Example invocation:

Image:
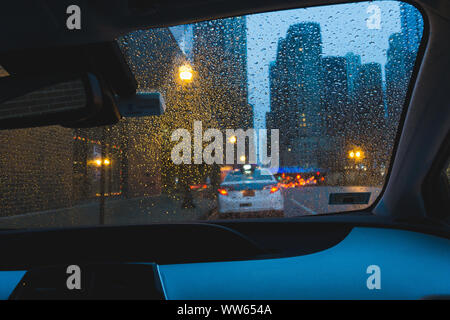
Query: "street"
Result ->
[[0, 186, 381, 229], [207, 185, 381, 219], [282, 186, 381, 216], [0, 193, 216, 229]]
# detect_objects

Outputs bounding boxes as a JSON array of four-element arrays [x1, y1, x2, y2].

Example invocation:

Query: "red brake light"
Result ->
[[218, 188, 228, 196], [270, 186, 279, 193]]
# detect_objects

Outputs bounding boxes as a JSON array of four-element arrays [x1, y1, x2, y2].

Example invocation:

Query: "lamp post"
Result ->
[[99, 127, 107, 225], [348, 148, 364, 185], [178, 63, 196, 209]]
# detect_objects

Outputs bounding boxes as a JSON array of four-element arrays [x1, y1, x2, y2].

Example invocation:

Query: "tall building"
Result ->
[[192, 16, 253, 131], [385, 4, 423, 146], [352, 62, 386, 169], [321, 56, 349, 170], [399, 3, 423, 54], [266, 22, 324, 168], [322, 56, 348, 137], [345, 53, 362, 100], [385, 33, 412, 134], [0, 26, 188, 217]]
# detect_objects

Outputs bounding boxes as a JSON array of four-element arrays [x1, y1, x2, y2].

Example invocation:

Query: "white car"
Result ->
[[218, 167, 284, 217]]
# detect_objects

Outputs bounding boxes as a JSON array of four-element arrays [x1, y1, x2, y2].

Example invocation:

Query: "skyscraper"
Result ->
[[322, 56, 348, 137], [345, 53, 362, 100], [399, 3, 423, 54], [192, 16, 253, 131], [385, 32, 412, 131], [353, 62, 386, 168], [385, 4, 423, 146], [266, 22, 324, 167], [320, 56, 349, 170]]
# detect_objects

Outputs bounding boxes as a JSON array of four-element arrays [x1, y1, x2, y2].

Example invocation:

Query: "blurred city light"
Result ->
[[228, 135, 237, 144], [179, 64, 193, 81]]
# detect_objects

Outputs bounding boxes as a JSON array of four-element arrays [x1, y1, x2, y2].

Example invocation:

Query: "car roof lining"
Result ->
[[1, 0, 446, 52]]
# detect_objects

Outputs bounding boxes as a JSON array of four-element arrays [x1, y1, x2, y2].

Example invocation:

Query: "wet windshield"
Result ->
[[0, 1, 423, 228]]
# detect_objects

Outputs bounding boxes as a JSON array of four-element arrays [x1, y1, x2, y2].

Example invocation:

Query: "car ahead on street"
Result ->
[[218, 166, 284, 217]]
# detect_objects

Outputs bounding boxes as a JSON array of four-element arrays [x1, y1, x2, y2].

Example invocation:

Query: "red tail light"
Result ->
[[270, 186, 279, 193], [218, 188, 228, 196]]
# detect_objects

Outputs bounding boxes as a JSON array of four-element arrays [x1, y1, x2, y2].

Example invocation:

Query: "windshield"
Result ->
[[0, 1, 423, 228]]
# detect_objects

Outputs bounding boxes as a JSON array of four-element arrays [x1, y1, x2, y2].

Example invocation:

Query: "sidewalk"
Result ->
[[0, 193, 216, 229]]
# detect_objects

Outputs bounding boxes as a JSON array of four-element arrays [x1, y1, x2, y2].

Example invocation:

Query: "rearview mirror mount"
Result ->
[[118, 92, 166, 117]]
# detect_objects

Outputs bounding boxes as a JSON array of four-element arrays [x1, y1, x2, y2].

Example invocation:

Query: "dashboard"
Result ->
[[0, 221, 449, 299]]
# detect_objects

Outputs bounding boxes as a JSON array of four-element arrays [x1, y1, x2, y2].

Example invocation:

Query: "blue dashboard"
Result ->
[[1, 227, 449, 299], [158, 227, 450, 299]]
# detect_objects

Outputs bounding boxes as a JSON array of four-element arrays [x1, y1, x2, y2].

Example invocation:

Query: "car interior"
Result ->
[[0, 0, 449, 300]]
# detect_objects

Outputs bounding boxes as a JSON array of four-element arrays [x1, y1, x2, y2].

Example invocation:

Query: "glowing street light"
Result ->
[[348, 149, 364, 161], [239, 155, 246, 162], [178, 64, 193, 82], [92, 158, 111, 167], [228, 135, 237, 144]]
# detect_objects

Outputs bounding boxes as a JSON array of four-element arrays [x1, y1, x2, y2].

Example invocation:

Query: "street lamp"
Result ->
[[178, 64, 193, 82], [92, 158, 111, 166], [348, 149, 363, 161], [347, 148, 365, 185], [228, 135, 237, 144]]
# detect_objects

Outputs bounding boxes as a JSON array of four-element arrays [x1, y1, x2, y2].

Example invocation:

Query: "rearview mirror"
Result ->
[[0, 73, 113, 129]]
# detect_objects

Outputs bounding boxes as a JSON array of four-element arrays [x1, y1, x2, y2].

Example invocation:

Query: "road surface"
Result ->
[[0, 186, 382, 229], [283, 186, 382, 216]]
